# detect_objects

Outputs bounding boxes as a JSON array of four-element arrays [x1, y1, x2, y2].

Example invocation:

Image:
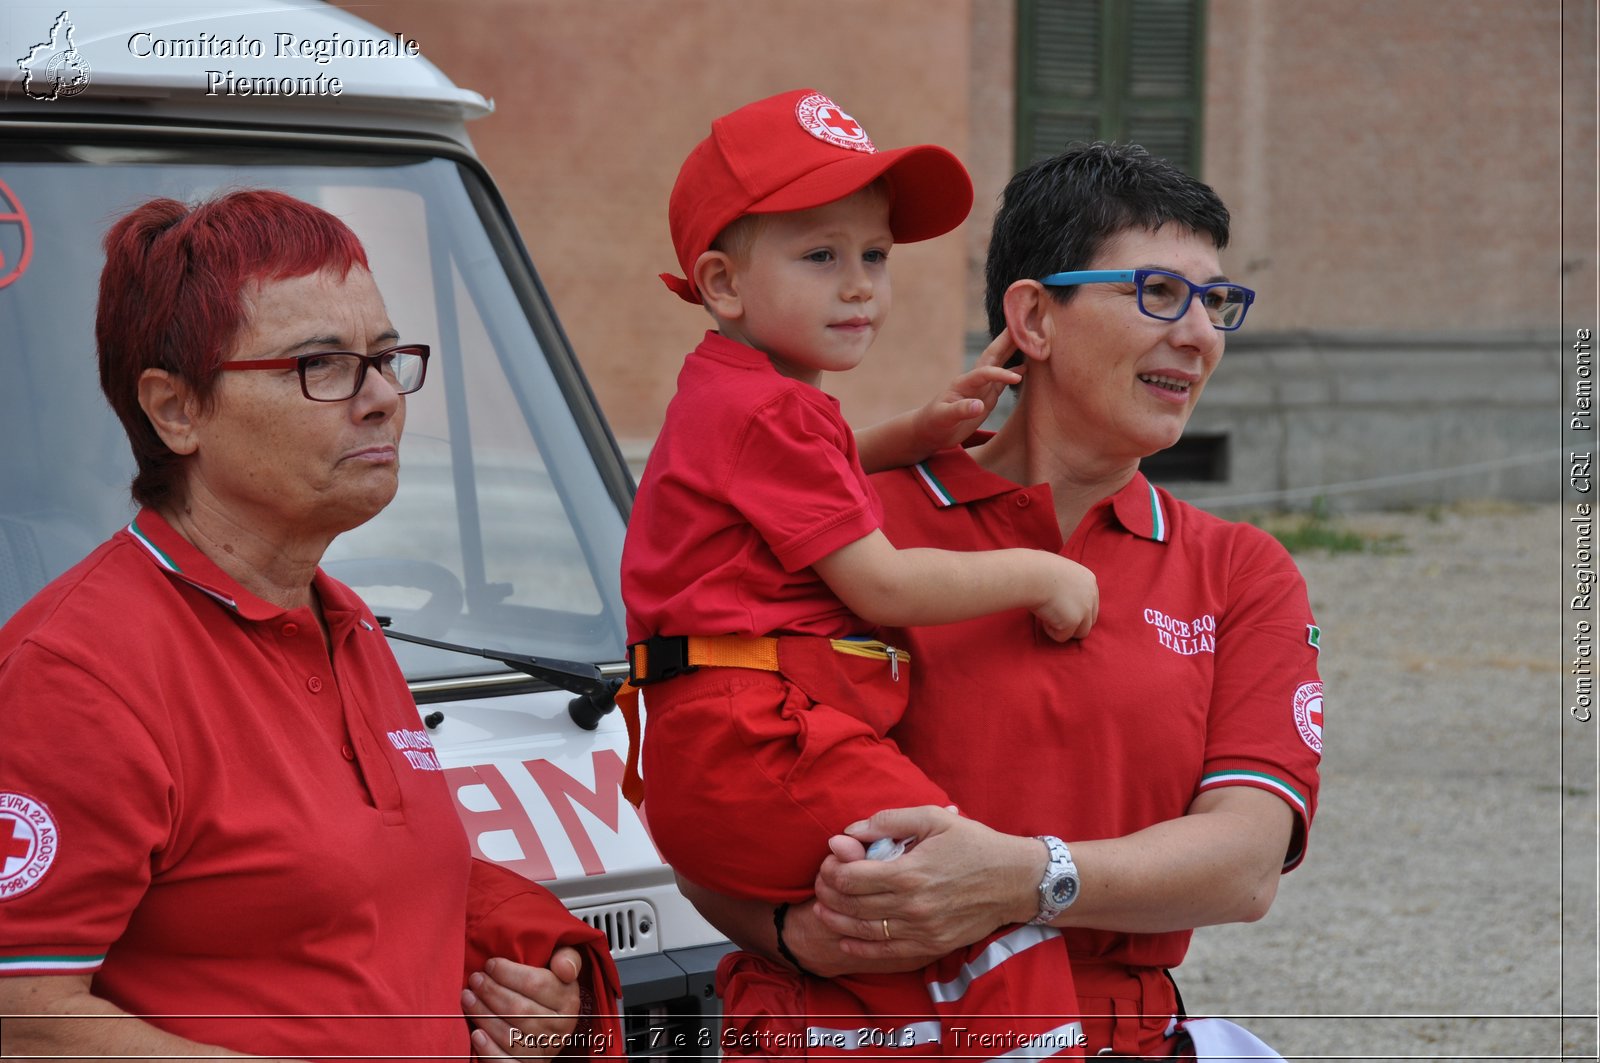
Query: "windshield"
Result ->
[[0, 139, 628, 680]]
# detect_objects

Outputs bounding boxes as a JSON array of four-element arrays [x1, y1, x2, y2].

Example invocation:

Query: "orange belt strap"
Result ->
[[619, 635, 782, 807], [617, 635, 908, 807], [633, 634, 783, 678]]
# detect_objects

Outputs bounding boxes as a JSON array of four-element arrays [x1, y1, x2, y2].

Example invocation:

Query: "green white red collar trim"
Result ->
[[1145, 480, 1169, 543], [910, 452, 1172, 544], [126, 517, 240, 613], [912, 460, 957, 508]]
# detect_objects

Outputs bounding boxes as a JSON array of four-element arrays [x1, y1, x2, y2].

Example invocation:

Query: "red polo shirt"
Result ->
[[875, 448, 1323, 970], [623, 331, 881, 643], [0, 509, 471, 1059]]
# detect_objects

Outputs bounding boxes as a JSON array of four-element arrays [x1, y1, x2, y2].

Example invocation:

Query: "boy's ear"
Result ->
[[137, 368, 200, 456], [1002, 279, 1054, 364], [694, 250, 743, 321]]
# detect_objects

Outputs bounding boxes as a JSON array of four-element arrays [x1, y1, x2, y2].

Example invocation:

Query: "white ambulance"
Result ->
[[0, 1, 727, 1053]]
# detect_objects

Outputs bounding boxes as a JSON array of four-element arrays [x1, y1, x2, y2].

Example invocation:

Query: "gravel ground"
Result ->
[[1174, 502, 1598, 1062]]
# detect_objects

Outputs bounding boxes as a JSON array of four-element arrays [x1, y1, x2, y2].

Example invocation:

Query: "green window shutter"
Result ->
[[1018, 0, 1103, 165], [1016, 0, 1206, 174], [1123, 0, 1203, 170]]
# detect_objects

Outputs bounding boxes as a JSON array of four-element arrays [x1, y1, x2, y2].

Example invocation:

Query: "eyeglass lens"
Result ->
[[303, 350, 426, 401], [1137, 271, 1250, 328]]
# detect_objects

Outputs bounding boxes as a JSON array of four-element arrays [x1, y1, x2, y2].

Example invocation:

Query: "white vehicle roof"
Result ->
[[2, 1, 491, 143]]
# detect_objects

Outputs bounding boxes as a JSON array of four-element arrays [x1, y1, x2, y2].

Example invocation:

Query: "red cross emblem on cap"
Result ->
[[795, 92, 876, 153], [818, 106, 861, 139]]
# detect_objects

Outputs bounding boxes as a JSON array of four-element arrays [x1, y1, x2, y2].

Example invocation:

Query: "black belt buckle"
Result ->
[[630, 635, 697, 685]]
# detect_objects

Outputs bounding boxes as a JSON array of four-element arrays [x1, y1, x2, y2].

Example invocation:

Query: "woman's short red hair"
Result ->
[[95, 189, 370, 508]]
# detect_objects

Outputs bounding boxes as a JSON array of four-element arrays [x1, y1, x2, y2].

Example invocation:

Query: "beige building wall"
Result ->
[[1202, 0, 1572, 336], [342, 1, 1588, 471]]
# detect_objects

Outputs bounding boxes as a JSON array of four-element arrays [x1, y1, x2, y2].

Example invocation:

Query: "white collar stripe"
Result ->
[[914, 461, 957, 508], [127, 519, 240, 612], [1146, 481, 1168, 542], [127, 519, 179, 573]]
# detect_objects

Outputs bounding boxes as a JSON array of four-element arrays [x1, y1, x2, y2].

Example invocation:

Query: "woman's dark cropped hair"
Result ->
[[95, 189, 369, 508], [983, 142, 1232, 337]]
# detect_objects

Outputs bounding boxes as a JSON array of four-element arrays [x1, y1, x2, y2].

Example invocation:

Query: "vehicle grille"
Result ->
[[570, 899, 658, 958], [623, 1001, 718, 1060]]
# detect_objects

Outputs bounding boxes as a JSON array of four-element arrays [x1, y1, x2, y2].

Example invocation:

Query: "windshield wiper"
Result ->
[[377, 619, 622, 730]]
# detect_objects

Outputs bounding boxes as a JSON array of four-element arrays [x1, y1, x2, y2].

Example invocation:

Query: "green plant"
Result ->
[[1255, 499, 1407, 555]]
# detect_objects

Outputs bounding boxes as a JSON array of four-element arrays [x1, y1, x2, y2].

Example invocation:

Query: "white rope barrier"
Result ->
[[1192, 450, 1560, 510]]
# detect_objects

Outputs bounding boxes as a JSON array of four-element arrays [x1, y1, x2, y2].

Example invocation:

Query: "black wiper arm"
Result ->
[[380, 620, 603, 693], [377, 619, 622, 730]]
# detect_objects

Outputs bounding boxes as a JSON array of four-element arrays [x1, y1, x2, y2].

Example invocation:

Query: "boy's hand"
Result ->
[[907, 330, 1023, 455], [1033, 556, 1099, 642]]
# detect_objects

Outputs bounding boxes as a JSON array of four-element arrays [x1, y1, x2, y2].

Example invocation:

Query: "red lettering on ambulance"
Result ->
[[525, 750, 660, 877], [445, 764, 556, 881]]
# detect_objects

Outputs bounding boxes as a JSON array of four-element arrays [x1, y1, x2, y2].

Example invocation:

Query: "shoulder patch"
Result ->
[[1307, 625, 1322, 653], [0, 792, 59, 900], [1293, 681, 1324, 756]]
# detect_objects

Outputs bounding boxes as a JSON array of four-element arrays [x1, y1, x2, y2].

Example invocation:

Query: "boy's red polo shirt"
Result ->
[[0, 509, 471, 1059], [623, 331, 881, 642], [874, 447, 1323, 970]]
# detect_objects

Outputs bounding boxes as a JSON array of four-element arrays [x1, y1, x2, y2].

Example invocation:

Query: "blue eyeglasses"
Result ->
[[1039, 269, 1256, 331]]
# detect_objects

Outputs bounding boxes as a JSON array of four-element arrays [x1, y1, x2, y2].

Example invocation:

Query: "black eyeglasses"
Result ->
[[216, 344, 430, 401], [1039, 270, 1255, 331]]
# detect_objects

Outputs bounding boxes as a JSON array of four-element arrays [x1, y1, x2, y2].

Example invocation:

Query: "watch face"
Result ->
[[1048, 877, 1078, 906]]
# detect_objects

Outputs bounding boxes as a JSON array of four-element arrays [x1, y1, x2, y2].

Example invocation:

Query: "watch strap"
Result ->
[[1031, 834, 1079, 925]]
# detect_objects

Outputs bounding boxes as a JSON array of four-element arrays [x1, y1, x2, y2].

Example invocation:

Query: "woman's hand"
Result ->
[[463, 951, 583, 1060], [673, 874, 935, 979], [811, 806, 1045, 960], [783, 891, 942, 977], [817, 789, 1297, 950]]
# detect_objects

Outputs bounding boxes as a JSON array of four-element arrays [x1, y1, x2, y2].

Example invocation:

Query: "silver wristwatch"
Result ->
[[1030, 835, 1080, 924]]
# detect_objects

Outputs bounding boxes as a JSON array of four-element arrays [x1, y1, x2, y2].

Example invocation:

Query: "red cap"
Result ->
[[661, 89, 973, 303]]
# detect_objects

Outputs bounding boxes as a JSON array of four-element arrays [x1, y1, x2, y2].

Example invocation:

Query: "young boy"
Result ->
[[620, 90, 1094, 1057]]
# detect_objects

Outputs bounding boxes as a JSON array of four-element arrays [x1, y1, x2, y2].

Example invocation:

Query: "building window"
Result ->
[[1016, 0, 1207, 173], [1143, 432, 1230, 483]]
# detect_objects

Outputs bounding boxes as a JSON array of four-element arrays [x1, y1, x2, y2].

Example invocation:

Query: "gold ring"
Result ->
[[881, 918, 891, 941]]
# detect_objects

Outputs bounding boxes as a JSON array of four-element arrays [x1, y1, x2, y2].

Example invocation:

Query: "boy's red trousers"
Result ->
[[635, 637, 1084, 1058]]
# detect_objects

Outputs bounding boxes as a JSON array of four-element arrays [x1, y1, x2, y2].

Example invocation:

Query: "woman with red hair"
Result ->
[[0, 190, 610, 1061]]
